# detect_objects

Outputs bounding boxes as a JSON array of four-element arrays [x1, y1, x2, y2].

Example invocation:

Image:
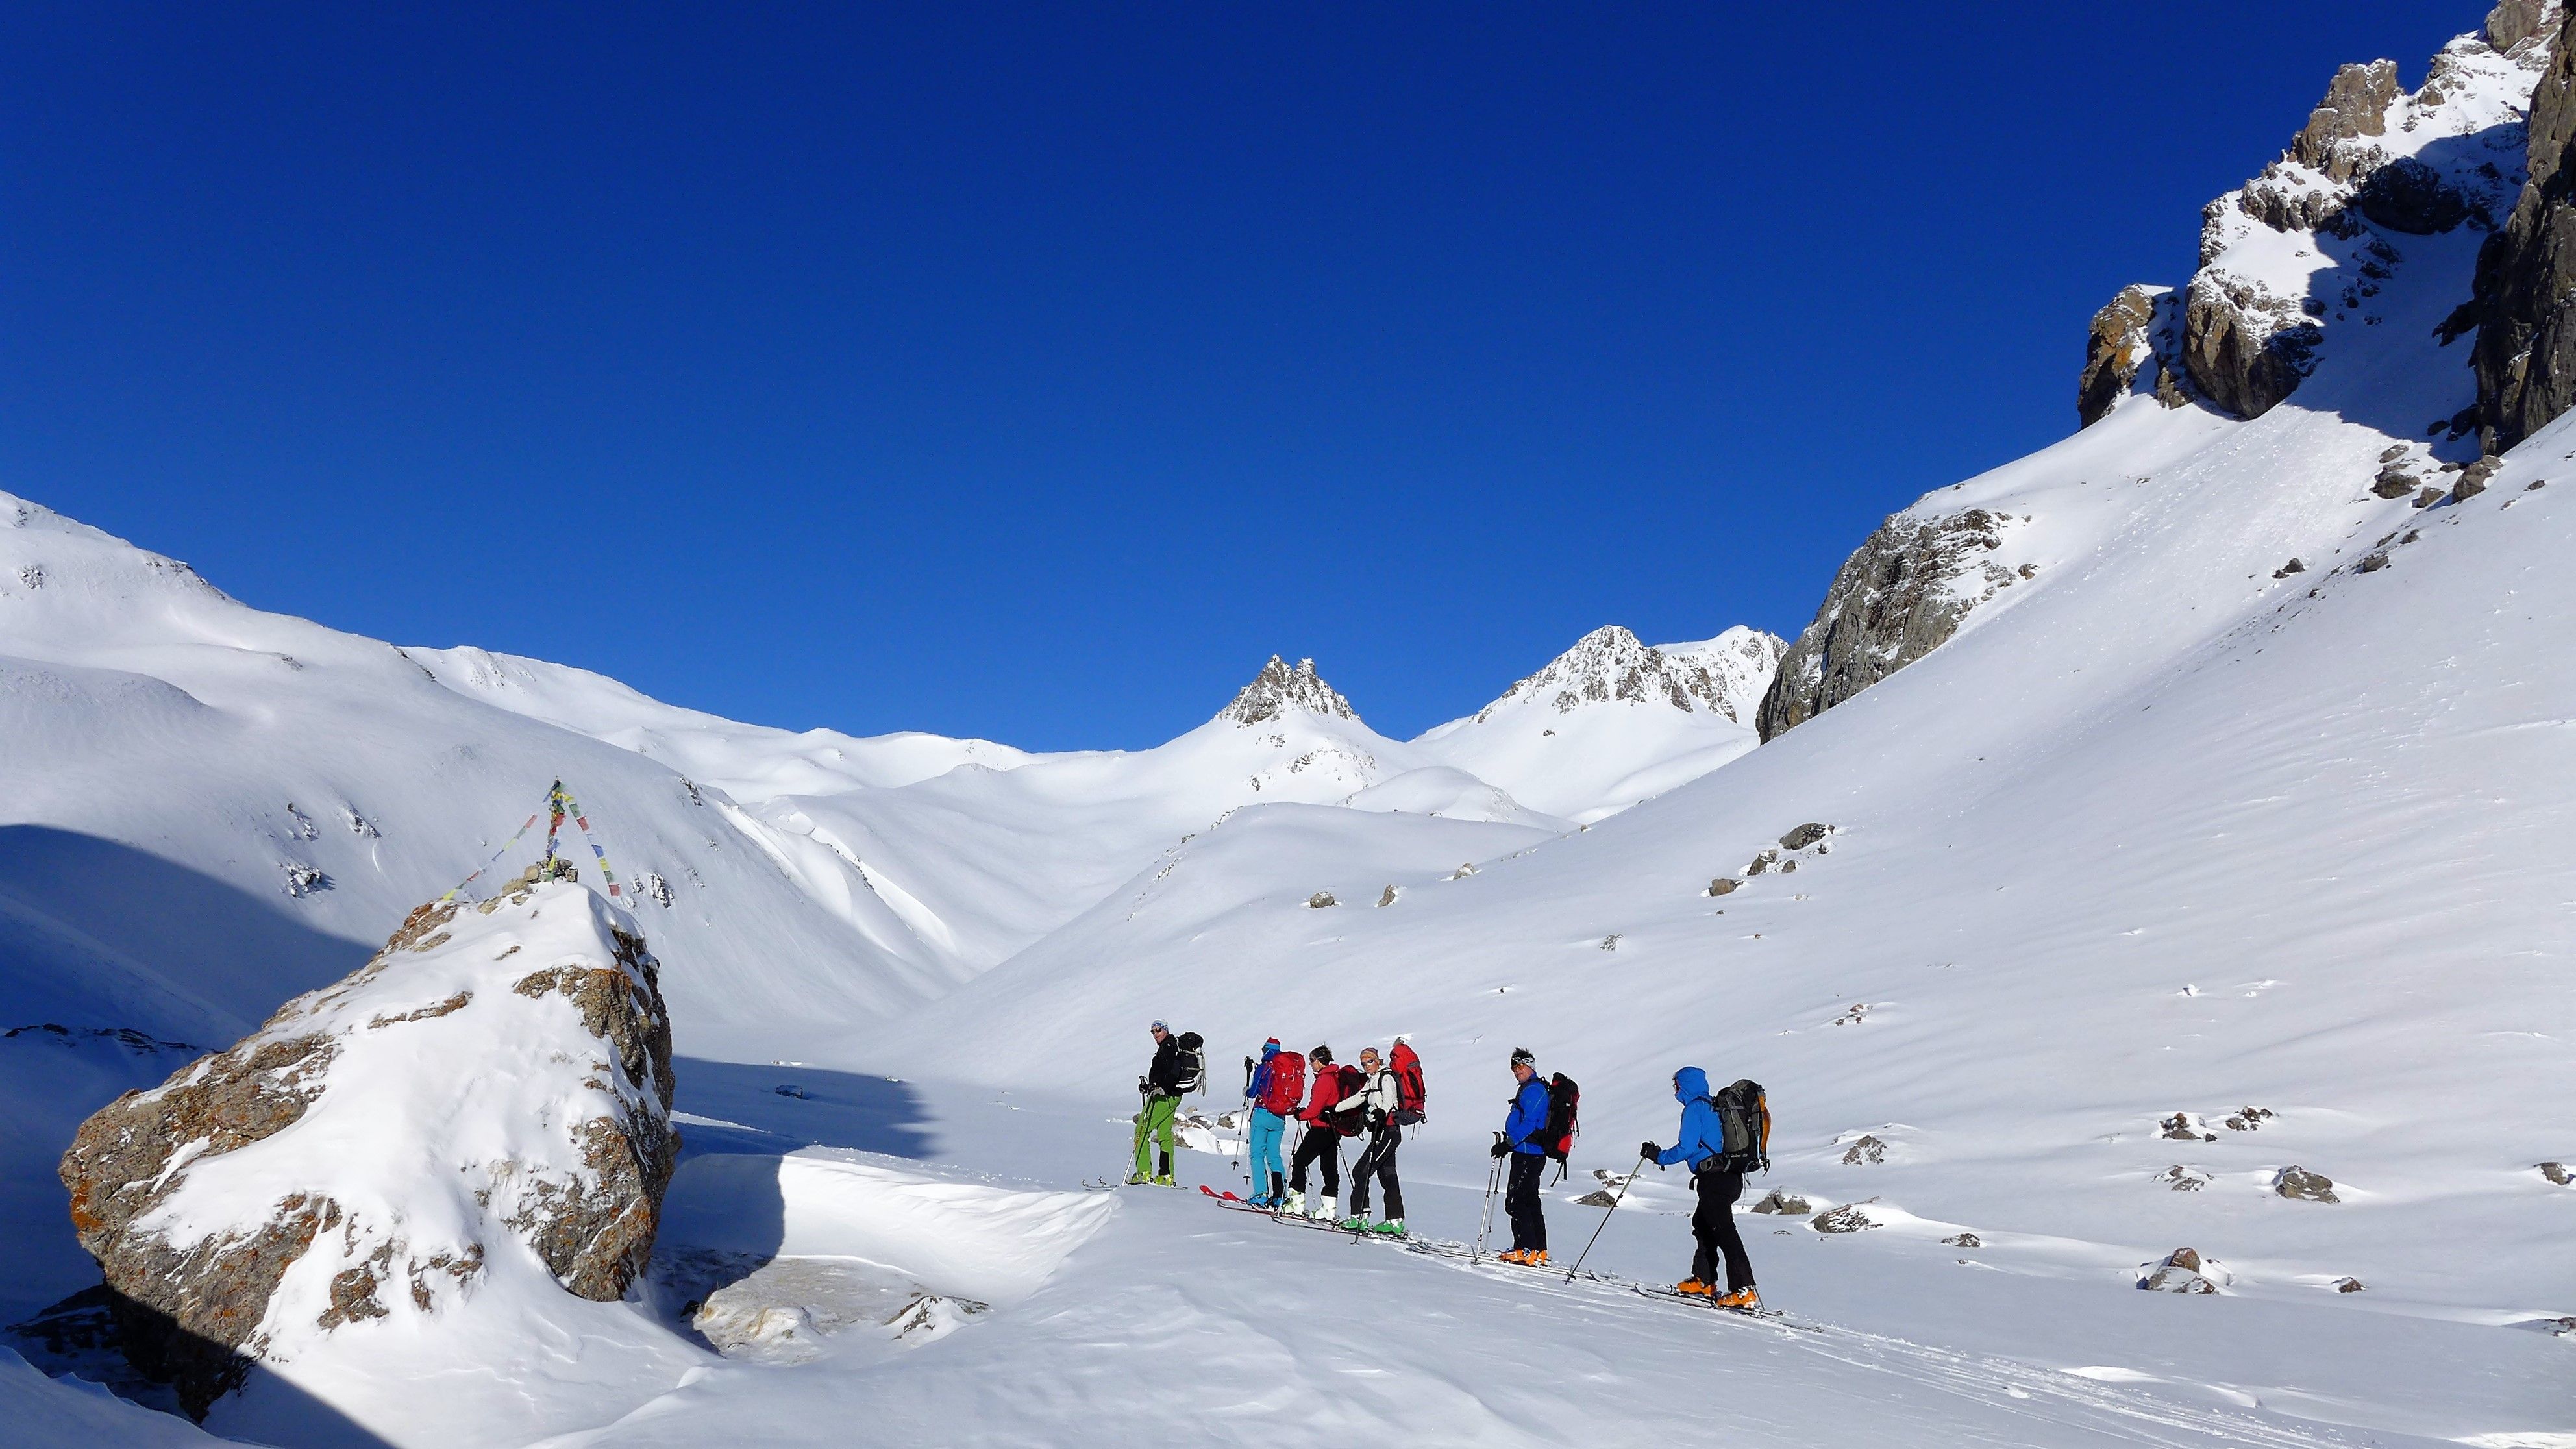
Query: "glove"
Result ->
[[1640, 1141, 1661, 1161], [1490, 1141, 1512, 1159]]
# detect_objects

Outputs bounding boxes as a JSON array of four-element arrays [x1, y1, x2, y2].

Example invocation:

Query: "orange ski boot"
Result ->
[[1717, 1287, 1762, 1311], [1675, 1278, 1715, 1297]]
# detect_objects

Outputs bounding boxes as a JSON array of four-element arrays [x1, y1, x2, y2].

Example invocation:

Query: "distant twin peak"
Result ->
[[1217, 655, 1359, 726]]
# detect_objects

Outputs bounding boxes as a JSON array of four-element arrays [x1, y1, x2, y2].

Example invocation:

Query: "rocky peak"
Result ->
[[2289, 60, 2403, 180], [2083, 9, 2558, 426], [54, 882, 676, 1420], [1216, 656, 1357, 726], [1474, 625, 1782, 725]]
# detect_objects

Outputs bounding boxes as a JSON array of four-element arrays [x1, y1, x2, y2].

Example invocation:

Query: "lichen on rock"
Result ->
[[53, 882, 678, 1418]]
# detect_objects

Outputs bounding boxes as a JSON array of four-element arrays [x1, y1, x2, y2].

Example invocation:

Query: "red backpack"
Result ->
[[1389, 1040, 1426, 1124], [1260, 1051, 1306, 1117]]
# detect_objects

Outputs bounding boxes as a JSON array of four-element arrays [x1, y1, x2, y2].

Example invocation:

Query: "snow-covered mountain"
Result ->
[[6, 3, 2576, 1444], [1415, 625, 1784, 821]]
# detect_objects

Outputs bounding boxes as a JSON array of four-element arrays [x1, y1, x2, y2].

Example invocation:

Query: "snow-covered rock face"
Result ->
[[2080, 3, 2558, 427], [1213, 655, 1357, 726], [1470, 625, 1776, 725], [56, 882, 675, 1419]]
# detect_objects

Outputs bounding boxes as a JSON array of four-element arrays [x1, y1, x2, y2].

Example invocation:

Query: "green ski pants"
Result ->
[[1132, 1094, 1178, 1176]]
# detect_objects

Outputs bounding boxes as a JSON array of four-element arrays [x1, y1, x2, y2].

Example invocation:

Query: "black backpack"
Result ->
[[1324, 1064, 1369, 1136], [1709, 1078, 1770, 1173], [1539, 1072, 1579, 1180], [1174, 1032, 1206, 1094]]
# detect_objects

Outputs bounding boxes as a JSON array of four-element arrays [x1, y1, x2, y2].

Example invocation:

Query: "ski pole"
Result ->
[[1474, 1140, 1504, 1259], [1565, 1152, 1649, 1282], [1240, 1057, 1255, 1187]]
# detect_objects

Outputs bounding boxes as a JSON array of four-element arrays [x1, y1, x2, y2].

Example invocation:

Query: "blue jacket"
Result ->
[[1653, 1066, 1720, 1171], [1245, 1041, 1278, 1106], [1504, 1075, 1551, 1154]]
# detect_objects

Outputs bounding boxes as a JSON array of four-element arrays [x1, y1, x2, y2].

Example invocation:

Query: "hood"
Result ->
[[1260, 1040, 1279, 1059], [1672, 1066, 1711, 1102]]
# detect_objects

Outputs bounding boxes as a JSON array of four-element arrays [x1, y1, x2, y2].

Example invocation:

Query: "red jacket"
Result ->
[[1301, 1065, 1356, 1125]]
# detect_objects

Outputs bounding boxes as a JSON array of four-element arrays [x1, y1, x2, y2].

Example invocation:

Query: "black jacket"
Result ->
[[1146, 1035, 1188, 1097]]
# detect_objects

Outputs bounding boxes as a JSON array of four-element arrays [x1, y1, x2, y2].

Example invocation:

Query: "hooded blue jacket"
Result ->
[[1653, 1067, 1722, 1171], [1504, 1074, 1552, 1154], [1245, 1040, 1280, 1106]]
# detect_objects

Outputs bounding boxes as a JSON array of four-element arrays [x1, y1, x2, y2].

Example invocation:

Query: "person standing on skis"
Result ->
[[1285, 1045, 1342, 1219], [1335, 1045, 1406, 1236], [1243, 1038, 1291, 1207], [1639, 1066, 1760, 1308], [1128, 1020, 1186, 1186], [1494, 1048, 1551, 1265]]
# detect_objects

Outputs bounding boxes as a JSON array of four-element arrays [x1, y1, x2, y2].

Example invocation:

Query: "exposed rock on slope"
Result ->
[[1217, 656, 1357, 726], [56, 882, 675, 1417], [2472, 5, 2576, 448], [1756, 510, 2019, 740], [2077, 284, 2189, 426]]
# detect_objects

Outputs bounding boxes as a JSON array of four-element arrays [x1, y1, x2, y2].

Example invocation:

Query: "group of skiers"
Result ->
[[1133, 1024, 1770, 1309]]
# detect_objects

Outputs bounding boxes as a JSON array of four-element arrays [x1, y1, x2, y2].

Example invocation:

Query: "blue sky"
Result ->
[[1, 3, 2483, 749]]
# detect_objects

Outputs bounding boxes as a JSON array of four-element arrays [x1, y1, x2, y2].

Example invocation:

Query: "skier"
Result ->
[[1492, 1048, 1552, 1265], [1283, 1045, 1342, 1219], [1334, 1045, 1406, 1235], [1128, 1020, 1186, 1186], [1639, 1066, 1760, 1308], [1243, 1037, 1290, 1207]]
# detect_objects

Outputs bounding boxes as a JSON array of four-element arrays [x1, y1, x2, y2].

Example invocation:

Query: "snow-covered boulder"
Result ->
[[57, 880, 676, 1418]]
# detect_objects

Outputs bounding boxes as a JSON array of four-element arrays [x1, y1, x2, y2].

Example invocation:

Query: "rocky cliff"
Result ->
[[1755, 509, 2023, 741], [56, 879, 676, 1418], [2471, 5, 2576, 449], [2081, 3, 2556, 428]]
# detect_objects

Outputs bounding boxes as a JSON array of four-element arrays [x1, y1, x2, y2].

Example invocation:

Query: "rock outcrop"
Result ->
[[2088, 4, 2557, 425], [1755, 510, 2019, 740], [2471, 5, 2576, 449], [1217, 656, 1357, 726], [56, 882, 676, 1418], [2076, 285, 2189, 426]]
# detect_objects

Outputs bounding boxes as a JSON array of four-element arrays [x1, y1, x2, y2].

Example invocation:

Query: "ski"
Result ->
[[1629, 1286, 1819, 1330]]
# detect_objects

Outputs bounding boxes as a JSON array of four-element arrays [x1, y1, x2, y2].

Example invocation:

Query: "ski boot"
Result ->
[[1497, 1248, 1530, 1265], [1123, 1171, 1149, 1186], [1520, 1249, 1549, 1267], [1369, 1219, 1407, 1238], [1674, 1278, 1715, 1297], [1246, 1193, 1273, 1209], [1283, 1189, 1305, 1216], [1716, 1288, 1761, 1311], [1310, 1195, 1339, 1222], [1151, 1173, 1176, 1187], [1337, 1216, 1368, 1232]]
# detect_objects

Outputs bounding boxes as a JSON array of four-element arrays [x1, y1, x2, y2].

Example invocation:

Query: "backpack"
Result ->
[[1389, 1041, 1426, 1125], [1173, 1032, 1206, 1095], [1260, 1050, 1306, 1117], [1539, 1072, 1579, 1178], [1324, 1063, 1368, 1136], [1710, 1078, 1771, 1174]]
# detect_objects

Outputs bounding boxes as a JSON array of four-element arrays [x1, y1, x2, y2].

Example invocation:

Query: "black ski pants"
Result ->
[[1289, 1122, 1342, 1198], [1505, 1150, 1547, 1252], [1349, 1120, 1404, 1220], [1692, 1165, 1755, 1292]]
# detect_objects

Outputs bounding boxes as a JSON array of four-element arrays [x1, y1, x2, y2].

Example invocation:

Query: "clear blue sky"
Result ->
[[1, 3, 2483, 749]]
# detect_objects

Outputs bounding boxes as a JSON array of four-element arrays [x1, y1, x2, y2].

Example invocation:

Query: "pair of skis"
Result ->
[[1200, 1185, 1808, 1328]]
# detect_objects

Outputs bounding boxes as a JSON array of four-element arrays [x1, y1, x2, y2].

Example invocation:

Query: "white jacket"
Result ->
[[1335, 1066, 1400, 1122]]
